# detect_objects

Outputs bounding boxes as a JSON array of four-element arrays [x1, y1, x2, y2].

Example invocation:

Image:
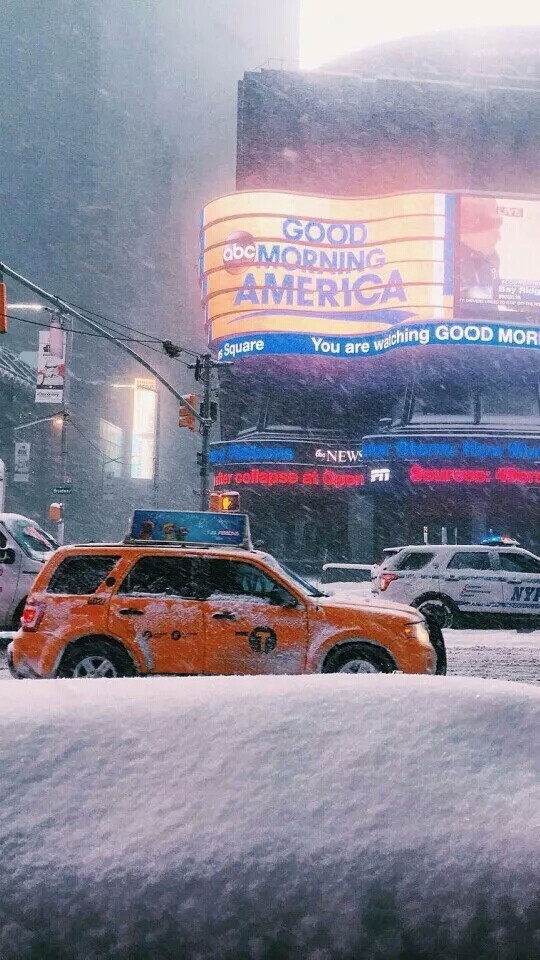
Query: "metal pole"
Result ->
[[57, 314, 71, 545], [199, 353, 212, 511], [153, 385, 160, 508], [0, 260, 207, 426]]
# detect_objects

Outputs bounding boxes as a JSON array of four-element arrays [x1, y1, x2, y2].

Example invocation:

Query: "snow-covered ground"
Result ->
[[0, 674, 538, 959], [446, 628, 540, 682]]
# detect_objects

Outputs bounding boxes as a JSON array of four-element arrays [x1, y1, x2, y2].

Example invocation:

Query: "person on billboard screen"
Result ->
[[459, 196, 502, 307]]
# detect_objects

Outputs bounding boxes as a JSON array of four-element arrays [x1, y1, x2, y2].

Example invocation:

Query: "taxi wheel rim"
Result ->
[[338, 658, 380, 674], [73, 655, 118, 678]]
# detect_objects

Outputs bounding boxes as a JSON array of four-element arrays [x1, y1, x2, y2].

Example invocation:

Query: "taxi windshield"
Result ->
[[263, 555, 325, 597], [5, 517, 58, 562]]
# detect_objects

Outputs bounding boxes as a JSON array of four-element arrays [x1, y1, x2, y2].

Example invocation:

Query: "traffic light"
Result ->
[[210, 491, 240, 512], [179, 394, 197, 430], [0, 283, 7, 334], [200, 400, 218, 421]]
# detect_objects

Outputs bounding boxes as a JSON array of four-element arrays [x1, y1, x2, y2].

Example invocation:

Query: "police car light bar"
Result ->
[[126, 509, 252, 549]]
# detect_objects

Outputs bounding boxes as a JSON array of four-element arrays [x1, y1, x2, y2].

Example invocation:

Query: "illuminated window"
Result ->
[[131, 381, 157, 480], [100, 419, 123, 478]]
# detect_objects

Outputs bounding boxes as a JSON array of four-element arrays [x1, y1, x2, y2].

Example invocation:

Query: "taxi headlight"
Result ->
[[410, 622, 432, 647]]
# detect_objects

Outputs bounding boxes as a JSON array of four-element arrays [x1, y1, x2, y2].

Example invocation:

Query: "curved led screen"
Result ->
[[200, 190, 540, 360]]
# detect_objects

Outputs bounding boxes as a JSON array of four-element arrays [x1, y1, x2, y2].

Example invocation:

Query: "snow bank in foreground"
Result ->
[[0, 675, 539, 959]]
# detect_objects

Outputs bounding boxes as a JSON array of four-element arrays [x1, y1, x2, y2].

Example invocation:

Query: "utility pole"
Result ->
[[153, 385, 160, 509], [57, 313, 72, 545], [199, 353, 212, 511]]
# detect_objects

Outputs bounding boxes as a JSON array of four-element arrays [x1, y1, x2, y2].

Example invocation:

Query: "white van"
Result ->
[[0, 514, 58, 629]]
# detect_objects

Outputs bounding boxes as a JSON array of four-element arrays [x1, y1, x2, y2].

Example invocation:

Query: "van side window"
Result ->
[[118, 556, 197, 597], [47, 556, 121, 594]]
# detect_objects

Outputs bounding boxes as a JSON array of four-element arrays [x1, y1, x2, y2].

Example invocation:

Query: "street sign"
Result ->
[[35, 329, 66, 404], [14, 442, 31, 482], [54, 484, 72, 496]]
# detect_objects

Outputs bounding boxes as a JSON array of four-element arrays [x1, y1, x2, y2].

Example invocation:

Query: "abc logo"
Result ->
[[222, 231, 257, 274]]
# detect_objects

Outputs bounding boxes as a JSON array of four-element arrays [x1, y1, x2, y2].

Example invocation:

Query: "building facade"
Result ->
[[2, 0, 299, 540], [204, 31, 540, 573]]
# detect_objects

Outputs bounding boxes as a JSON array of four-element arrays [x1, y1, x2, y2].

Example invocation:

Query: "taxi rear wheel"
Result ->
[[57, 639, 136, 679], [323, 643, 395, 675]]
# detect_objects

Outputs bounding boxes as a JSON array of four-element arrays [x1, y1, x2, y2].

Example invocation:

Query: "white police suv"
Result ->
[[372, 544, 540, 628]]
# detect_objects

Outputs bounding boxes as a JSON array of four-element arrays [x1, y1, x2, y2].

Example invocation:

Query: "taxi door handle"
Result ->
[[212, 611, 236, 621], [118, 608, 144, 616]]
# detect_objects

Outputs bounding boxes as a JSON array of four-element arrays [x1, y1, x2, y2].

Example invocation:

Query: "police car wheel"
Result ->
[[414, 596, 457, 630], [323, 643, 394, 675], [58, 639, 135, 679]]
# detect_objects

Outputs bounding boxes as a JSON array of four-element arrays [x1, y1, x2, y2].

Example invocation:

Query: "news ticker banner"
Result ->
[[199, 190, 540, 360], [212, 464, 540, 490], [210, 434, 540, 493], [210, 435, 540, 468], [211, 436, 540, 489]]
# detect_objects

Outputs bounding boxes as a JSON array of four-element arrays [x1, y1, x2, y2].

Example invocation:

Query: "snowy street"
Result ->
[[1, 628, 538, 682], [445, 628, 540, 683]]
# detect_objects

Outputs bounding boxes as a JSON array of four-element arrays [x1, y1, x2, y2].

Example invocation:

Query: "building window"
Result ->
[[131, 380, 157, 480], [480, 379, 540, 424], [100, 419, 123, 478], [410, 383, 474, 424]]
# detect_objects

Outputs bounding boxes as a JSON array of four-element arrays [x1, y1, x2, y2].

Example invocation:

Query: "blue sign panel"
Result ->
[[215, 320, 540, 362], [363, 435, 540, 462], [128, 510, 250, 547]]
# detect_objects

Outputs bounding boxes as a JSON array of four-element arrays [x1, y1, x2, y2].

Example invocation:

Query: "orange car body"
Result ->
[[9, 543, 438, 678]]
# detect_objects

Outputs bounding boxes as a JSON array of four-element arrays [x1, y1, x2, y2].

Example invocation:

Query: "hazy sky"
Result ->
[[300, 0, 539, 68]]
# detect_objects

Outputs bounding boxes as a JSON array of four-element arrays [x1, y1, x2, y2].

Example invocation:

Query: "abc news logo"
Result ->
[[222, 231, 257, 274]]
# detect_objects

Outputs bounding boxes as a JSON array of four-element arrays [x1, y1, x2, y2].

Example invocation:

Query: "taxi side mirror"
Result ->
[[0, 548, 16, 565], [269, 585, 297, 608]]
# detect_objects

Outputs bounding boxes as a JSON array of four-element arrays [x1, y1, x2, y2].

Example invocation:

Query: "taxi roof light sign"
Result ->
[[127, 509, 252, 549]]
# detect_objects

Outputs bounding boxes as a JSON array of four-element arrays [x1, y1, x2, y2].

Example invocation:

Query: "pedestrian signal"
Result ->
[[48, 502, 63, 522], [0, 283, 7, 334], [209, 491, 240, 512], [178, 394, 197, 430]]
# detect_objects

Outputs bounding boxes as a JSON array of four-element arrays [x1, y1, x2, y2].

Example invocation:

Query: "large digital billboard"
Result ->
[[200, 191, 454, 352], [200, 190, 540, 360]]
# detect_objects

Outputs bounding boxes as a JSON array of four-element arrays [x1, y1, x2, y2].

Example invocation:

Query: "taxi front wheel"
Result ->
[[57, 638, 136, 679], [323, 643, 395, 675]]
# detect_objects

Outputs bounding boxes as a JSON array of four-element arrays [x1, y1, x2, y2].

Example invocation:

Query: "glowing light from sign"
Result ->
[[409, 464, 540, 485], [214, 468, 365, 489]]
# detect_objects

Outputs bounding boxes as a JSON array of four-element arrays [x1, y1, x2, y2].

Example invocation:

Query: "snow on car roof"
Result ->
[[394, 544, 496, 551], [322, 562, 372, 569], [0, 675, 538, 957]]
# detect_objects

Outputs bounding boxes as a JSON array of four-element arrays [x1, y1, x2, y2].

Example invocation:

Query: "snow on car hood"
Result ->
[[316, 592, 422, 619], [0, 675, 538, 958]]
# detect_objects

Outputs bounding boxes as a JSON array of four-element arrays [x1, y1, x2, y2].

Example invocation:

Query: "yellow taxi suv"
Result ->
[[8, 510, 446, 679]]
